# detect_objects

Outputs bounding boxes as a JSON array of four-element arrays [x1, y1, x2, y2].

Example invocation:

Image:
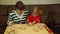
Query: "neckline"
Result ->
[[14, 10, 24, 19]]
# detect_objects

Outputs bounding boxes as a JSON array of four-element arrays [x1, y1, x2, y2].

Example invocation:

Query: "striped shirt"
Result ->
[[8, 10, 29, 24]]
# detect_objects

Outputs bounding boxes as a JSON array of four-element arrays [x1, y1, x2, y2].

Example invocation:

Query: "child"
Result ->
[[8, 1, 29, 26], [27, 7, 41, 25]]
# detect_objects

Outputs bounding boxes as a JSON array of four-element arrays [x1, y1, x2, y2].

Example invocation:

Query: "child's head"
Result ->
[[15, 1, 25, 10], [31, 7, 41, 16]]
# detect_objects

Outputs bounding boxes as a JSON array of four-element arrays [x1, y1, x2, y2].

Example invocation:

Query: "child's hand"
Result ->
[[28, 21, 36, 25], [8, 22, 13, 26], [28, 22, 33, 25], [32, 21, 36, 24]]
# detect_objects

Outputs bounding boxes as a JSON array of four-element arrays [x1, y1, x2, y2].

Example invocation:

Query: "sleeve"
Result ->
[[35, 16, 40, 23], [27, 15, 31, 23], [7, 11, 13, 23]]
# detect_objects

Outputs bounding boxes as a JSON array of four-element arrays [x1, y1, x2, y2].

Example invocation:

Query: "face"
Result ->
[[32, 7, 39, 15], [16, 9, 24, 15]]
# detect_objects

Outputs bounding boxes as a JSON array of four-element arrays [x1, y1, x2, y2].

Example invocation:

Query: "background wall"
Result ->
[[0, 0, 60, 5]]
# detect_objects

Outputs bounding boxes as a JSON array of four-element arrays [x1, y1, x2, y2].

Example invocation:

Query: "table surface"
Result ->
[[4, 23, 49, 34]]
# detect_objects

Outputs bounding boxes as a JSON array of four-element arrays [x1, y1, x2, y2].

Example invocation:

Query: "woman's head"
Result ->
[[31, 7, 41, 16], [15, 1, 25, 10]]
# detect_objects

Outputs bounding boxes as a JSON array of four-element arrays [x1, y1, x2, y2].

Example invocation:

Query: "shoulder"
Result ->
[[24, 10, 28, 12], [10, 10, 16, 12], [37, 16, 41, 19], [24, 10, 29, 13], [24, 9, 30, 13], [23, 10, 29, 15], [9, 10, 16, 15], [28, 15, 33, 18], [37, 15, 41, 17]]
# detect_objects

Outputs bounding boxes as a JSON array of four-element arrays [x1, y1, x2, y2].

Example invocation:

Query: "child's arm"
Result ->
[[32, 16, 40, 24], [8, 21, 13, 26], [36, 16, 40, 23], [27, 19, 33, 25], [27, 15, 32, 25], [7, 12, 14, 26]]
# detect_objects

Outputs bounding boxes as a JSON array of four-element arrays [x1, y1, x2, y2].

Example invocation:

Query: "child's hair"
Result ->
[[31, 7, 41, 16], [15, 1, 25, 10]]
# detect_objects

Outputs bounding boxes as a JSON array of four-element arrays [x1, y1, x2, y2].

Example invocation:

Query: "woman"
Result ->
[[8, 1, 29, 26]]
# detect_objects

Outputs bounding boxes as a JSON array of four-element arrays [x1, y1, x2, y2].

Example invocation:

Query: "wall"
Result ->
[[0, 0, 60, 5]]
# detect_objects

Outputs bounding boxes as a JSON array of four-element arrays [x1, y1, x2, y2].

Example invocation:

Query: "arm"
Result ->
[[27, 15, 32, 25], [7, 11, 13, 26], [36, 16, 40, 23], [33, 16, 40, 24]]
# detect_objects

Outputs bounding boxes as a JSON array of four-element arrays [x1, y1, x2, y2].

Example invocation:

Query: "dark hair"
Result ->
[[15, 1, 25, 10]]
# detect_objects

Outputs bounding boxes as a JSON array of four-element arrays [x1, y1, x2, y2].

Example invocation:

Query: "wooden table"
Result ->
[[4, 23, 52, 34]]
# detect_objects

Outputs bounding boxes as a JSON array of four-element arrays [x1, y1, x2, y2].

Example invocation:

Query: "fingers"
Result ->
[[28, 23, 33, 25], [8, 22, 13, 26]]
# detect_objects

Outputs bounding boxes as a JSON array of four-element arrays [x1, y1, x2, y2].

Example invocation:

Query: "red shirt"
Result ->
[[27, 15, 41, 24]]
